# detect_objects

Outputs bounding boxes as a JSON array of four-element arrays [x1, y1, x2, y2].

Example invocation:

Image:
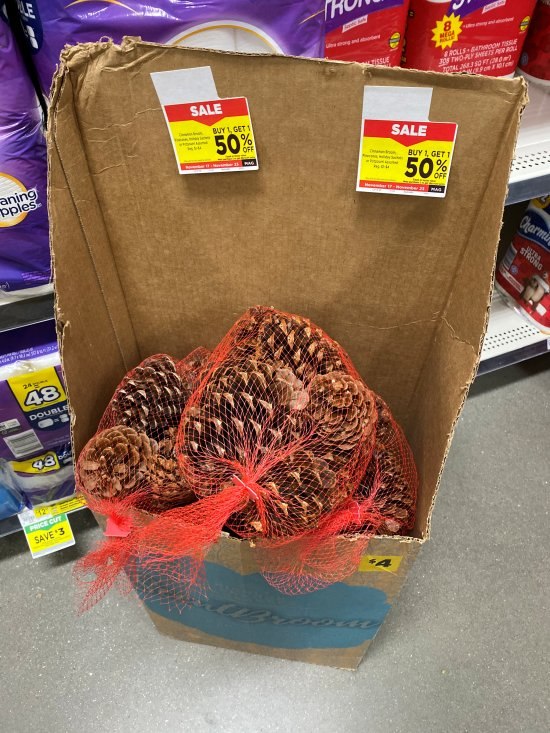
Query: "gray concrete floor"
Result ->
[[1, 356, 549, 733]]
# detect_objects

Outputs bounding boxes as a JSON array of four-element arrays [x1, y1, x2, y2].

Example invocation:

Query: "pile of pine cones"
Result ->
[[79, 350, 209, 512], [77, 307, 416, 536]]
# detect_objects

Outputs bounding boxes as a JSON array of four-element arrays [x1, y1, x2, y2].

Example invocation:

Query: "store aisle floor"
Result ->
[[1, 356, 549, 733]]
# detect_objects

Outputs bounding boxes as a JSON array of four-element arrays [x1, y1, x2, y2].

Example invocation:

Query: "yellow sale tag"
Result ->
[[357, 119, 457, 197], [359, 555, 402, 573], [11, 450, 60, 474], [22, 514, 75, 558], [34, 495, 87, 518], [162, 96, 258, 174], [7, 367, 67, 413]]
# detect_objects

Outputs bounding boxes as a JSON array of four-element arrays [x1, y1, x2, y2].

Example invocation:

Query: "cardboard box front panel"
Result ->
[[136, 535, 421, 669], [49, 41, 525, 545]]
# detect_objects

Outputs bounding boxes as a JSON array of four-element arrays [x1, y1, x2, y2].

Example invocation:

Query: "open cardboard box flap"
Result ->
[[48, 39, 526, 543]]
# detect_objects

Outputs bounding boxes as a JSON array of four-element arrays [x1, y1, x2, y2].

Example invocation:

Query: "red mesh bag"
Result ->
[[74, 349, 211, 609], [358, 396, 417, 536], [74, 307, 417, 610]]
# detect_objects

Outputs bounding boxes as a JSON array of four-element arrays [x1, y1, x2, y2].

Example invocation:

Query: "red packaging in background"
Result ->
[[325, 0, 410, 65], [496, 196, 550, 334], [518, 0, 550, 85], [402, 0, 537, 77]]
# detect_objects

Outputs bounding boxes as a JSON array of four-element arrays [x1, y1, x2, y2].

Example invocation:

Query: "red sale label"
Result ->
[[357, 118, 458, 197], [162, 96, 258, 174]]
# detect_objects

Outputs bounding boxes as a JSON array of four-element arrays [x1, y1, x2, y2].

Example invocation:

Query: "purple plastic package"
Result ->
[[16, 0, 325, 96], [7, 441, 75, 508], [0, 321, 70, 462], [0, 9, 50, 297]]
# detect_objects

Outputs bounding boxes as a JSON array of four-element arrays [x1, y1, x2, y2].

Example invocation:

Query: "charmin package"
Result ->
[[0, 10, 50, 298], [496, 196, 550, 333], [325, 0, 409, 65], [0, 321, 71, 462], [403, 0, 537, 76], [16, 0, 325, 96], [518, 0, 550, 86]]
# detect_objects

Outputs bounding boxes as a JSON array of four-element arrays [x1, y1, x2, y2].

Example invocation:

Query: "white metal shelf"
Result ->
[[478, 292, 549, 374], [507, 82, 550, 204]]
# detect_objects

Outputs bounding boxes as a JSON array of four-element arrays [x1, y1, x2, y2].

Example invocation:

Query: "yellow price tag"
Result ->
[[23, 514, 75, 558], [34, 495, 87, 518], [357, 119, 457, 198], [162, 97, 258, 174], [359, 555, 402, 573], [7, 366, 67, 413]]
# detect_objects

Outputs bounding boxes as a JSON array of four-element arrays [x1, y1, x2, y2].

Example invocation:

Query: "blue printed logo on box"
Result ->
[[143, 561, 391, 650]]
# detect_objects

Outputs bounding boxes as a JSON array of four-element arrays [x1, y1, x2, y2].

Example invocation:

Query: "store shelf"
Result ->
[[507, 83, 550, 205], [0, 288, 54, 334], [0, 495, 85, 539], [478, 292, 549, 374]]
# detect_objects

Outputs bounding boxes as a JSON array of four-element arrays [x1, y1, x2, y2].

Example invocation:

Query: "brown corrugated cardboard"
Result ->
[[48, 39, 526, 668]]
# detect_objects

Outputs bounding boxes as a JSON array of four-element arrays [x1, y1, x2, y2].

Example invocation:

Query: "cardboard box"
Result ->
[[49, 39, 526, 669]]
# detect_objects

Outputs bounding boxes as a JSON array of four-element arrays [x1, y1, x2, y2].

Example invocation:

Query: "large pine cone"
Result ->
[[359, 398, 416, 535], [236, 307, 345, 383], [147, 428, 196, 511], [180, 357, 309, 485], [235, 451, 339, 537], [109, 355, 184, 438], [79, 426, 154, 499], [177, 347, 211, 400], [308, 372, 376, 453]]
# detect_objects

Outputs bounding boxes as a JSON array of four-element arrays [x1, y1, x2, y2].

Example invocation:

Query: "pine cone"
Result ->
[[181, 358, 309, 481], [146, 428, 196, 511], [252, 309, 345, 383], [307, 372, 376, 452], [177, 347, 211, 401], [227, 451, 339, 538], [360, 397, 416, 535], [110, 355, 184, 438], [79, 426, 154, 499]]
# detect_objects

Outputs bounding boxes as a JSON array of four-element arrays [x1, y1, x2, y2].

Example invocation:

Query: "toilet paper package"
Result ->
[[0, 462, 26, 519], [0, 10, 50, 297], [403, 0, 537, 77], [496, 196, 550, 333], [518, 0, 550, 86], [0, 321, 71, 462], [325, 0, 409, 65], [5, 441, 74, 508], [16, 0, 325, 96]]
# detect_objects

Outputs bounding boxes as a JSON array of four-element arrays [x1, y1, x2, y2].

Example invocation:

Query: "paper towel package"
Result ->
[[325, 0, 409, 66], [16, 0, 324, 96], [49, 41, 525, 667], [0, 10, 50, 298]]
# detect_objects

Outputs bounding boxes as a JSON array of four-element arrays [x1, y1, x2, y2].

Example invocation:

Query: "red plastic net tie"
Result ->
[[104, 513, 133, 538]]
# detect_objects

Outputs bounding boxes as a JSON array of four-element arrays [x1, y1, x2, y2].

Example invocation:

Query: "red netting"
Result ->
[[74, 307, 417, 611]]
